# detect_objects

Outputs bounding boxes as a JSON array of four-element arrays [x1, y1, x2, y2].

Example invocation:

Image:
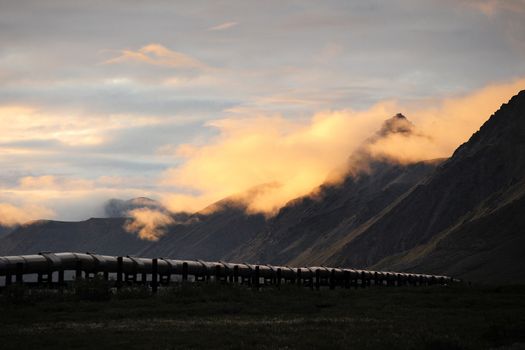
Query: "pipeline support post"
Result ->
[[233, 265, 239, 284], [253, 266, 260, 289], [116, 256, 123, 289], [58, 269, 64, 286], [182, 262, 188, 282], [75, 260, 82, 281], [329, 269, 336, 290], [15, 262, 23, 284], [151, 258, 158, 294]]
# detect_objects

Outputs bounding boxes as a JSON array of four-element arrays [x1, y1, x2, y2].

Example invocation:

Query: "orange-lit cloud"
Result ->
[[159, 103, 395, 214], [0, 203, 54, 226], [18, 175, 94, 191], [368, 78, 525, 162], [124, 207, 174, 241], [0, 105, 175, 147], [460, 0, 525, 16], [0, 174, 162, 224], [103, 44, 209, 70], [159, 78, 525, 215], [208, 21, 238, 31]]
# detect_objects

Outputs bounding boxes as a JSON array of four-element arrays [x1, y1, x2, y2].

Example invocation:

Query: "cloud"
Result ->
[[0, 202, 54, 226], [208, 21, 238, 31], [103, 44, 209, 70], [158, 78, 525, 215], [18, 175, 95, 191], [367, 77, 525, 163], [124, 207, 174, 240], [459, 0, 525, 16], [0, 105, 178, 148], [0, 172, 166, 223]]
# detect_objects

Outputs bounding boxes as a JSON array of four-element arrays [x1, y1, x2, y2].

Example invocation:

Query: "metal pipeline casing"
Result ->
[[279, 266, 296, 280], [0, 252, 455, 286]]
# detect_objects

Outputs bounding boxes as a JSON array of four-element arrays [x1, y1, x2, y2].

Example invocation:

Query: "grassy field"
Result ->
[[1, 282, 525, 349]]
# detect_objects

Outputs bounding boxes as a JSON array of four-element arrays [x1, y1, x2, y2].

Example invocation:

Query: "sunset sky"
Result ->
[[1, 0, 525, 223]]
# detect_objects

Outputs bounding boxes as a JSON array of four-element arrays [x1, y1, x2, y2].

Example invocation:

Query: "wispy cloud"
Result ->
[[208, 21, 238, 31], [103, 44, 209, 70], [0, 105, 176, 147], [124, 207, 174, 240], [0, 202, 54, 226], [459, 0, 525, 16]]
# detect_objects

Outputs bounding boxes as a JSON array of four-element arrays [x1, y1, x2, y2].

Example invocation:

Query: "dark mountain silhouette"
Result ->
[[320, 91, 525, 280], [104, 197, 166, 217], [0, 198, 266, 259], [137, 198, 266, 260], [368, 90, 525, 282], [0, 218, 150, 256], [1, 90, 524, 284], [226, 159, 440, 265], [0, 224, 14, 239]]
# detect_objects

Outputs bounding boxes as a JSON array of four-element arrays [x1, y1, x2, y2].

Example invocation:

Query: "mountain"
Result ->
[[0, 198, 266, 260], [0, 115, 417, 260], [0, 218, 151, 256], [368, 90, 525, 283], [227, 161, 441, 265], [228, 91, 525, 284], [104, 197, 168, 217], [137, 199, 266, 260], [1, 91, 524, 284], [226, 113, 441, 265], [138, 113, 436, 261]]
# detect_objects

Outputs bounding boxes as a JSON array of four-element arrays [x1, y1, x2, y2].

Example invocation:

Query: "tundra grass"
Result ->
[[1, 283, 524, 349]]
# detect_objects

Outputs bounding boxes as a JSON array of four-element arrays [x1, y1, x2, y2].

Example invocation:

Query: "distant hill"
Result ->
[[138, 199, 266, 260], [0, 218, 150, 256], [0, 198, 266, 260], [104, 197, 168, 218]]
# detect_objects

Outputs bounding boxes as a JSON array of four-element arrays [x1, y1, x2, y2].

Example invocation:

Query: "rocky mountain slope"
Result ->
[[368, 90, 525, 282], [137, 200, 266, 260], [227, 158, 440, 265], [240, 90, 525, 283]]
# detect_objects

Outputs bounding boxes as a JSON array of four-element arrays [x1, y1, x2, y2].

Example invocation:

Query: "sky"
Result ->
[[0, 0, 524, 224]]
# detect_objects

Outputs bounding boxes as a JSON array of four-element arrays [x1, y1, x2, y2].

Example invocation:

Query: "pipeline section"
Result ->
[[0, 252, 456, 291]]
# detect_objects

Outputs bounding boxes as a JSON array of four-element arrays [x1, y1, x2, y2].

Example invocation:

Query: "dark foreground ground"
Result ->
[[1, 282, 525, 350]]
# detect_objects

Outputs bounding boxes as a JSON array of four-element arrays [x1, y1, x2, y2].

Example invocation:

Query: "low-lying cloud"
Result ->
[[159, 78, 525, 215], [124, 207, 175, 241], [0, 202, 54, 227]]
